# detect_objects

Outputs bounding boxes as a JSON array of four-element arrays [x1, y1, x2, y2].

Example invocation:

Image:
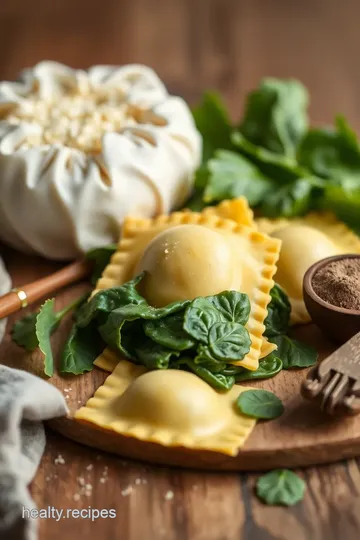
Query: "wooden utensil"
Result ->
[[0, 259, 91, 319], [302, 331, 360, 415]]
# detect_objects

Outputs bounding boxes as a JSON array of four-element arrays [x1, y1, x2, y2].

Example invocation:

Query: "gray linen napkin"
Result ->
[[0, 366, 68, 540], [0, 258, 68, 540]]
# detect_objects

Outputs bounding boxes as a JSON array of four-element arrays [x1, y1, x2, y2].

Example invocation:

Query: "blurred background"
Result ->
[[0, 0, 359, 128]]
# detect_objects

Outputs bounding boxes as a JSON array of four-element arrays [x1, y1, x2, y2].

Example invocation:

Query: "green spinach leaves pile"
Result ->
[[190, 79, 360, 233], [12, 270, 317, 390]]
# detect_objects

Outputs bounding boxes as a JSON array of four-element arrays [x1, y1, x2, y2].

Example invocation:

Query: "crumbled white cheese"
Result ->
[[164, 490, 174, 501], [54, 454, 65, 465], [121, 486, 133, 497]]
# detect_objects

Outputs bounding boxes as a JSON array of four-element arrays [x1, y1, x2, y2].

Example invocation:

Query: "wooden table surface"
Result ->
[[2, 0, 360, 538]]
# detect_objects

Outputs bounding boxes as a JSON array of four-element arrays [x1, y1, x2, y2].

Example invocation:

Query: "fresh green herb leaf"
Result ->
[[12, 294, 87, 353], [256, 469, 306, 506], [11, 313, 42, 352], [264, 284, 291, 337], [60, 323, 105, 375], [323, 181, 360, 231], [76, 274, 145, 327], [193, 92, 233, 162], [135, 337, 179, 369], [224, 354, 283, 382], [183, 298, 221, 343], [209, 322, 251, 361], [86, 244, 118, 285], [232, 131, 307, 182], [202, 150, 274, 206], [236, 389, 284, 419], [260, 177, 322, 218], [143, 311, 195, 351], [270, 335, 318, 369], [193, 345, 227, 372], [240, 78, 308, 158], [174, 357, 235, 391], [206, 290, 251, 324], [35, 299, 58, 377], [298, 116, 360, 181]]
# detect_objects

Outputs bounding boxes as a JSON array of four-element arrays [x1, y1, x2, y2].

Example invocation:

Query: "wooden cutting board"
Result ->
[[2, 246, 360, 471]]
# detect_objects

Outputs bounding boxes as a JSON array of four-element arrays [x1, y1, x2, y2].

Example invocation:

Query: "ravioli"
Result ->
[[256, 213, 360, 324], [95, 210, 280, 370], [75, 360, 257, 456]]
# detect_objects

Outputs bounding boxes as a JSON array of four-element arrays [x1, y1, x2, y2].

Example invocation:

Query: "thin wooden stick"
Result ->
[[0, 259, 91, 319]]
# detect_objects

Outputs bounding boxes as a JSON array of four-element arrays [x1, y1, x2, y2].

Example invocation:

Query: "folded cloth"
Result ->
[[0, 257, 11, 342], [0, 365, 68, 540]]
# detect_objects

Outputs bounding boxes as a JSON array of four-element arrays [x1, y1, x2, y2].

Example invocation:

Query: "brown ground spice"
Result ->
[[312, 258, 360, 311]]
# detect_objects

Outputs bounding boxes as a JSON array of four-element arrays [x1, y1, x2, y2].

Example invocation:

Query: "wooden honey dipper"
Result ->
[[0, 259, 92, 319]]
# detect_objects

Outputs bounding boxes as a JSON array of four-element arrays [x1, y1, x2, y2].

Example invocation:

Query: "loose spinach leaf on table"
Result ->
[[12, 294, 88, 377], [237, 389, 284, 419], [60, 322, 105, 375], [209, 322, 251, 362], [86, 243, 118, 285], [201, 150, 274, 206], [270, 335, 318, 369], [192, 92, 233, 163], [264, 284, 291, 338], [239, 78, 309, 158], [223, 354, 283, 382], [256, 470, 306, 506]]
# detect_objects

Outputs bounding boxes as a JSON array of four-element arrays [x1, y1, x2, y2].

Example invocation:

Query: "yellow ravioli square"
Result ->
[[75, 360, 257, 456], [256, 212, 360, 324], [94, 210, 280, 370]]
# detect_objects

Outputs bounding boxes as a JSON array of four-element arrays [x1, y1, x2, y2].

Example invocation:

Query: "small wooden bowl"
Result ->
[[303, 254, 360, 344]]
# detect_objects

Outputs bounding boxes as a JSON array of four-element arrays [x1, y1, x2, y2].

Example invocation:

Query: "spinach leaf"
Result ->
[[260, 177, 322, 218], [236, 389, 284, 419], [264, 284, 291, 337], [239, 78, 308, 158], [135, 337, 179, 369], [256, 470, 306, 506], [223, 354, 283, 382], [194, 345, 227, 372], [298, 116, 360, 181], [100, 300, 189, 354], [207, 290, 251, 324], [183, 298, 221, 343], [192, 92, 233, 162], [270, 335, 318, 369], [144, 311, 195, 351], [209, 322, 251, 361], [12, 294, 87, 353], [86, 243, 118, 285], [202, 150, 274, 206], [76, 274, 145, 327], [60, 323, 105, 375], [35, 299, 58, 377], [323, 181, 360, 231], [231, 131, 307, 182], [174, 358, 235, 391], [12, 313, 42, 352]]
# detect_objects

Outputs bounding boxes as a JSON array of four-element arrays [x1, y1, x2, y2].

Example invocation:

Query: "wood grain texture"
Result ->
[[2, 0, 360, 538]]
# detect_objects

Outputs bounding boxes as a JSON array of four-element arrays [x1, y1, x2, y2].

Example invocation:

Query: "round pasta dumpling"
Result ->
[[0, 62, 201, 259]]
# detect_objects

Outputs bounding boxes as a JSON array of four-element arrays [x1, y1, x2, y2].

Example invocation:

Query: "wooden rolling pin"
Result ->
[[0, 259, 92, 319]]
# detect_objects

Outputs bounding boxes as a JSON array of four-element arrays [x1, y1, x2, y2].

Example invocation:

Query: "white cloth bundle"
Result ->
[[0, 62, 201, 259]]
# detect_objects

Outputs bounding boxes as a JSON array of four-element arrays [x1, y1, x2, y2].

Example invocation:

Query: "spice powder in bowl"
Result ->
[[312, 257, 360, 311]]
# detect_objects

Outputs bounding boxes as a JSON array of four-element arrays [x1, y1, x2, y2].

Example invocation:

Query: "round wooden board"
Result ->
[[3, 247, 360, 471]]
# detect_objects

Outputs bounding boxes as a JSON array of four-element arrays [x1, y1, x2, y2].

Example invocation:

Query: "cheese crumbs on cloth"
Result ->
[[75, 360, 257, 456]]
